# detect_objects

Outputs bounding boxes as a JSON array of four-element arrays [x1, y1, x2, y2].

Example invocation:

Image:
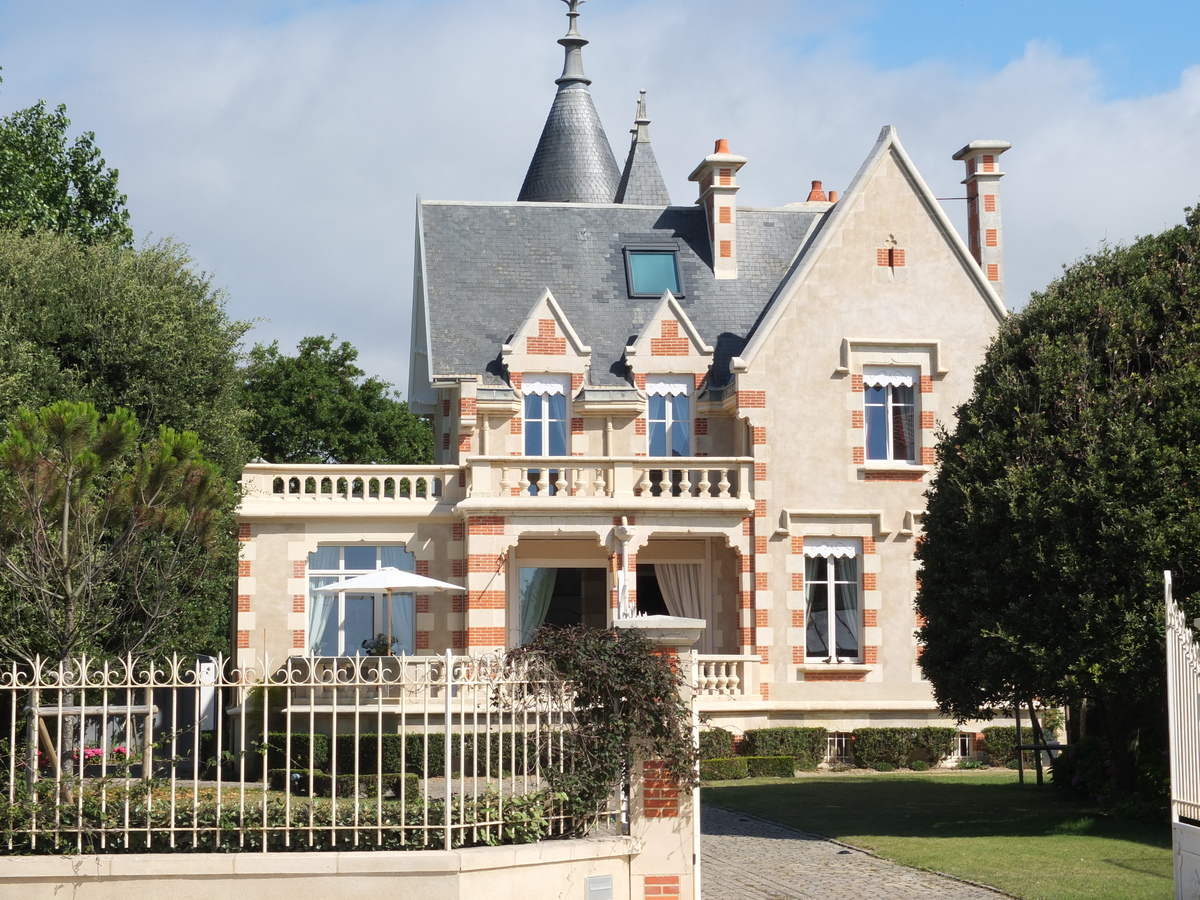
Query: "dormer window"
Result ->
[[625, 245, 683, 298]]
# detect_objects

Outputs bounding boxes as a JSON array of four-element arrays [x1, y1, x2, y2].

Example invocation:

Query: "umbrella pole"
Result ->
[[386, 588, 394, 651]]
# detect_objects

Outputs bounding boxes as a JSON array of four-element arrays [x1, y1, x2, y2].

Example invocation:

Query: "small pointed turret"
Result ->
[[518, 0, 622, 204], [615, 91, 672, 206]]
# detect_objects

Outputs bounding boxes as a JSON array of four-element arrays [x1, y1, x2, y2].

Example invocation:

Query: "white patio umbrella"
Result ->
[[327, 567, 466, 652]]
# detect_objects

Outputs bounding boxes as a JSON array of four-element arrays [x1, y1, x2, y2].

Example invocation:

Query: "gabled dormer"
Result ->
[[625, 291, 713, 388], [502, 288, 591, 392]]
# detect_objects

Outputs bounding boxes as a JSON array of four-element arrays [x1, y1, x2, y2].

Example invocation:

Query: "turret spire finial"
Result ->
[[556, 0, 590, 85]]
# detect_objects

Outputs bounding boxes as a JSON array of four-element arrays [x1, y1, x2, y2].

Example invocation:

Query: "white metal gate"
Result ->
[[1166, 570, 1200, 899]]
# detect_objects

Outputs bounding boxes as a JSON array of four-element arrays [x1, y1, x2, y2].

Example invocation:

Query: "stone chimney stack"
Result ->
[[953, 140, 1011, 299], [688, 139, 747, 280]]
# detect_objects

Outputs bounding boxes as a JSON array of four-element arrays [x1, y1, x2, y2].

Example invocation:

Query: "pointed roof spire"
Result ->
[[615, 91, 671, 206], [518, 0, 621, 204]]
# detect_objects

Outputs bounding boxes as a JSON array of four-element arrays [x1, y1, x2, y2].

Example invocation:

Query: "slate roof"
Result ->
[[518, 84, 623, 204], [418, 201, 825, 388]]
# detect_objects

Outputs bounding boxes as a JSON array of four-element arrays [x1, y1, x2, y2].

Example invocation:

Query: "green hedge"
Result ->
[[912, 727, 957, 765], [981, 726, 1035, 768], [744, 756, 795, 778], [739, 728, 828, 770], [330, 732, 543, 778], [260, 733, 330, 773], [700, 757, 749, 781], [699, 728, 735, 761], [269, 769, 421, 800], [851, 728, 916, 768]]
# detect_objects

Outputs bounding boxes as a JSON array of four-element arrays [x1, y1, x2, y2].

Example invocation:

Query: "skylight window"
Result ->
[[625, 247, 683, 298]]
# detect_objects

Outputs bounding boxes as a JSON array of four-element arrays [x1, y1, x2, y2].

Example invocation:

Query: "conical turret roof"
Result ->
[[615, 91, 671, 206], [518, 1, 621, 204]]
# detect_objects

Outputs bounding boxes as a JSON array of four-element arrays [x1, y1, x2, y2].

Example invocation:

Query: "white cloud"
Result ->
[[3, 1, 1200, 392]]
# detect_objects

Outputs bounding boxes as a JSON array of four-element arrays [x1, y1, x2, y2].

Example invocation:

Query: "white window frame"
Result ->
[[803, 540, 862, 663], [863, 366, 917, 463], [955, 732, 974, 759], [522, 375, 569, 457], [827, 732, 853, 765], [307, 545, 415, 657], [645, 377, 692, 458]]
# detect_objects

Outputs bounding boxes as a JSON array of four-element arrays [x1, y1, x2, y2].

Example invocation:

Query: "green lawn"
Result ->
[[703, 771, 1172, 900]]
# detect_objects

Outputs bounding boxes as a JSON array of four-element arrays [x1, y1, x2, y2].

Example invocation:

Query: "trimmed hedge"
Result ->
[[744, 756, 796, 778], [851, 728, 915, 768], [912, 727, 957, 765], [331, 732, 542, 778], [981, 726, 1035, 768], [739, 728, 828, 770], [699, 728, 735, 761], [269, 769, 421, 800], [261, 733, 330, 772], [700, 757, 749, 781]]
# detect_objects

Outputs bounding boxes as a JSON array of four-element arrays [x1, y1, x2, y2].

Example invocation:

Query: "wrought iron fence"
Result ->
[[0, 651, 619, 854], [1166, 571, 1200, 824]]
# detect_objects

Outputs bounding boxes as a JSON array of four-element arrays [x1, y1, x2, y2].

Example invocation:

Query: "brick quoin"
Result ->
[[633, 373, 647, 390], [791, 573, 804, 591], [738, 626, 753, 645], [292, 561, 306, 578], [416, 631, 430, 650], [292, 631, 305, 649], [719, 240, 732, 258], [984, 194, 996, 212], [916, 612, 927, 628], [458, 398, 476, 418], [718, 168, 732, 185], [451, 631, 467, 650], [862, 536, 876, 554], [864, 646, 879, 664], [237, 595, 251, 612], [755, 573, 769, 591], [238, 561, 251, 577], [862, 573, 877, 591], [863, 609, 878, 626], [719, 206, 732, 224], [416, 597, 430, 613], [468, 554, 505, 573], [509, 373, 522, 390], [738, 554, 752, 574], [467, 627, 505, 646], [790, 536, 804, 554], [467, 516, 506, 535], [919, 375, 934, 393], [852, 446, 865, 464], [571, 373, 583, 392], [851, 375, 864, 393], [876, 248, 890, 267], [893, 249, 906, 267], [416, 560, 430, 576], [459, 470, 466, 488], [457, 433, 472, 452], [921, 448, 937, 465], [987, 263, 1000, 281], [751, 426, 767, 445], [742, 518, 752, 536], [642, 761, 680, 819], [237, 523, 252, 541], [452, 594, 465, 613], [754, 499, 767, 518], [759, 683, 770, 700], [635, 417, 647, 435], [792, 646, 806, 664], [754, 462, 767, 482], [452, 524, 464, 542], [694, 417, 708, 435], [571, 417, 584, 435], [920, 411, 935, 429], [792, 610, 804, 627], [237, 631, 250, 649], [442, 433, 450, 450], [292, 595, 305, 613], [738, 591, 751, 610], [526, 319, 567, 355], [985, 228, 998, 248], [509, 416, 522, 435], [755, 608, 768, 627], [452, 559, 465, 577], [470, 591, 506, 609], [754, 536, 767, 555], [443, 398, 451, 418], [756, 645, 770, 664], [693, 373, 705, 391], [644, 875, 681, 898], [738, 390, 766, 409], [851, 410, 864, 429]]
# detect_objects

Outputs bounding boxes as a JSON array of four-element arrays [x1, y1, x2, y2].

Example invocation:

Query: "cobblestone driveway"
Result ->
[[701, 805, 1011, 900]]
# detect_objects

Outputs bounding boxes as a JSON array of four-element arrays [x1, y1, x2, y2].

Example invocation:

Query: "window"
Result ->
[[517, 567, 607, 643], [804, 540, 860, 662], [624, 247, 683, 297], [955, 732, 973, 759], [646, 378, 691, 457], [307, 545, 415, 657], [827, 732, 853, 765], [864, 367, 916, 462], [523, 376, 569, 494]]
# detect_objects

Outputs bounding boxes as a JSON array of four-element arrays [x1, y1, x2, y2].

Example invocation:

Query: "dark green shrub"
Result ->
[[744, 756, 795, 778], [261, 733, 330, 773], [909, 760, 930, 771], [873, 761, 896, 772], [268, 768, 321, 793], [699, 728, 735, 760], [851, 728, 916, 768], [981, 726, 1034, 768], [739, 728, 828, 770], [700, 757, 749, 781], [912, 727, 957, 765], [329, 732, 541, 778], [957, 759, 986, 770]]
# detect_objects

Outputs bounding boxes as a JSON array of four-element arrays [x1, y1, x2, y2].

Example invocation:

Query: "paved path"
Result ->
[[701, 805, 1010, 900]]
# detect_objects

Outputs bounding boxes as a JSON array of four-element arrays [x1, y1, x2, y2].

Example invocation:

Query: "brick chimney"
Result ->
[[953, 140, 1011, 299], [688, 139, 747, 280]]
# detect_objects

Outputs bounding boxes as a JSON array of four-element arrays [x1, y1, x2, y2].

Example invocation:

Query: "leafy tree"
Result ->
[[0, 72, 132, 245], [915, 204, 1200, 790], [0, 401, 233, 661], [242, 335, 433, 464], [0, 229, 250, 477]]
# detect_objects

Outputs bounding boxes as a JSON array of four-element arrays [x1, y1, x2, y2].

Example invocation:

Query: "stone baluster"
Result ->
[[697, 469, 711, 497], [679, 469, 692, 497], [554, 469, 568, 495], [499, 466, 512, 496], [727, 661, 741, 696], [572, 467, 585, 496], [638, 466, 653, 496], [717, 469, 731, 499], [518, 468, 531, 496], [592, 467, 607, 497]]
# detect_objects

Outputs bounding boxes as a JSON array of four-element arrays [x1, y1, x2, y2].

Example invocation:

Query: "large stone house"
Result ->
[[237, 1, 1009, 747]]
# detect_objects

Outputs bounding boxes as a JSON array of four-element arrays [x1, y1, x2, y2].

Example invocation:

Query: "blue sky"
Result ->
[[1, 0, 1198, 392]]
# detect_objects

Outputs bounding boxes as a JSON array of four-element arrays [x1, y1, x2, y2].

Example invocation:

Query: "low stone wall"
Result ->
[[0, 836, 639, 900]]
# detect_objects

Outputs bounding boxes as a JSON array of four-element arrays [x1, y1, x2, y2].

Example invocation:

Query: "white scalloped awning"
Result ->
[[803, 540, 858, 558], [863, 368, 915, 388], [521, 376, 570, 396], [645, 378, 691, 397]]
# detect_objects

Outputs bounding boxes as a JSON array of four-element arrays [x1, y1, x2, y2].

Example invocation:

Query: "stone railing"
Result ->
[[466, 456, 753, 503], [695, 654, 761, 701], [239, 463, 463, 507]]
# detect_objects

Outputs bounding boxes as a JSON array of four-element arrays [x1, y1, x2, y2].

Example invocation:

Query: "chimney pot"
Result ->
[[714, 138, 730, 154], [806, 180, 828, 202], [828, 190, 839, 203]]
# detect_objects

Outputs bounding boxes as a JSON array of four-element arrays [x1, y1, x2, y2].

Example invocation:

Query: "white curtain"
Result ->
[[519, 568, 557, 641], [308, 585, 337, 656], [656, 563, 703, 620], [389, 593, 416, 656], [863, 368, 915, 387]]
